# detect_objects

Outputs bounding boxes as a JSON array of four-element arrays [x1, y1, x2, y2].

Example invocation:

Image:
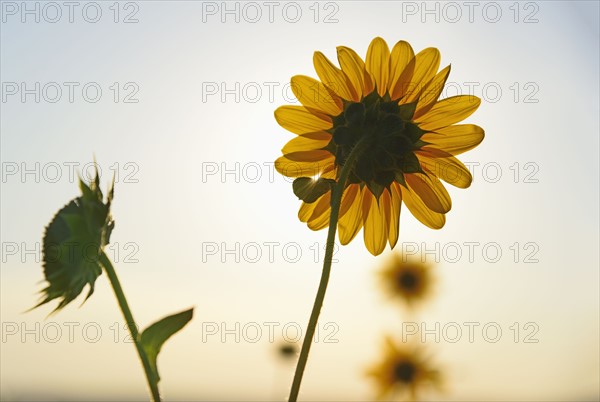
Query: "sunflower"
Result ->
[[275, 339, 299, 362], [367, 337, 441, 400], [274, 37, 484, 256], [379, 254, 433, 307]]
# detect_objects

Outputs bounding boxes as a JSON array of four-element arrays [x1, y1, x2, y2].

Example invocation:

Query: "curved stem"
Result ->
[[288, 139, 367, 402], [99, 252, 161, 402]]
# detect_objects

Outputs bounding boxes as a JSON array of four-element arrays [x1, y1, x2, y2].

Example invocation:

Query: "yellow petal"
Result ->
[[388, 182, 402, 248], [307, 192, 331, 230], [299, 194, 325, 222], [275, 105, 332, 135], [405, 173, 452, 213], [402, 48, 441, 104], [339, 183, 359, 216], [338, 185, 363, 245], [366, 37, 391, 97], [299, 202, 315, 222], [320, 164, 338, 179], [401, 185, 446, 229], [381, 189, 392, 245], [389, 40, 414, 96], [314, 51, 357, 101], [309, 191, 331, 219], [421, 124, 485, 156], [275, 152, 334, 177], [310, 184, 363, 236], [337, 46, 373, 99], [291, 75, 342, 116], [415, 95, 481, 131], [282, 149, 332, 162], [414, 65, 451, 119], [391, 57, 415, 100], [416, 150, 473, 188], [281, 132, 332, 154], [362, 189, 389, 256]]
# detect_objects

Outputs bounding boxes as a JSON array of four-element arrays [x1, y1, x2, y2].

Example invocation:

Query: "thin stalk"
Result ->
[[288, 139, 367, 401], [99, 252, 161, 402]]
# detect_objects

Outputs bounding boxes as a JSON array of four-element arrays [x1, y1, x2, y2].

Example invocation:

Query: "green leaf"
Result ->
[[394, 171, 407, 187], [36, 165, 114, 313], [140, 308, 194, 382], [366, 181, 385, 200], [404, 122, 425, 143], [397, 152, 424, 174], [293, 177, 336, 203], [321, 139, 338, 155], [413, 139, 429, 149], [398, 102, 417, 121]]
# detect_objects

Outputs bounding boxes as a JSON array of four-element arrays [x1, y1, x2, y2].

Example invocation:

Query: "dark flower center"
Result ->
[[393, 361, 417, 383], [279, 344, 296, 357], [397, 271, 418, 291], [328, 91, 426, 198]]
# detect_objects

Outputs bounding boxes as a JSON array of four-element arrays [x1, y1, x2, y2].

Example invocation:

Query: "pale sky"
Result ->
[[1, 1, 599, 400]]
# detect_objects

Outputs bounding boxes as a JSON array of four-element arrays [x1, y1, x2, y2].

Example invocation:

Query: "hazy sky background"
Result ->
[[1, 1, 599, 400]]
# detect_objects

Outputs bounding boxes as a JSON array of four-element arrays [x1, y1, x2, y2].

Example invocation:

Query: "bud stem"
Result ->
[[100, 252, 161, 402]]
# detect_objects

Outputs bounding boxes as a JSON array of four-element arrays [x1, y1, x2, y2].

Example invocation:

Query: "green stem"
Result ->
[[99, 252, 161, 402], [288, 139, 367, 402]]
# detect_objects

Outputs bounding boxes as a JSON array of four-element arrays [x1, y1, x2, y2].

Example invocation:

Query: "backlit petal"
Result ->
[[314, 51, 357, 101], [391, 57, 416, 100], [275, 152, 335, 177], [421, 124, 484, 156], [337, 46, 373, 98], [281, 132, 332, 154], [415, 95, 481, 131], [414, 65, 451, 119], [362, 189, 390, 256], [307, 192, 331, 230], [388, 182, 402, 248], [338, 185, 363, 245], [291, 75, 342, 116], [366, 37, 391, 97], [299, 194, 326, 222], [417, 150, 473, 188], [402, 48, 441, 104], [389, 40, 414, 96], [405, 173, 452, 213], [401, 185, 446, 229], [275, 105, 332, 134]]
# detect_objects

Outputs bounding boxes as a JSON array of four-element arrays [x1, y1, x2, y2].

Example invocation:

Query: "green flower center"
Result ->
[[393, 361, 417, 383], [328, 91, 426, 198]]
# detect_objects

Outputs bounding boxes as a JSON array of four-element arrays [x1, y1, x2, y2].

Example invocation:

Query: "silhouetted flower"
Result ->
[[275, 37, 484, 255]]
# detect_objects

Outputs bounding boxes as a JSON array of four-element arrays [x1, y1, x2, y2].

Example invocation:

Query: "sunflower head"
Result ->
[[380, 254, 433, 307], [275, 37, 484, 256], [329, 83, 427, 195], [367, 337, 442, 400], [36, 167, 114, 313]]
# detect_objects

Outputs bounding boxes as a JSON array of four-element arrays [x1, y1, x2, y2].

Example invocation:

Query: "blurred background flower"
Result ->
[[274, 339, 299, 363], [378, 254, 434, 309], [367, 337, 441, 401], [270, 340, 299, 400]]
